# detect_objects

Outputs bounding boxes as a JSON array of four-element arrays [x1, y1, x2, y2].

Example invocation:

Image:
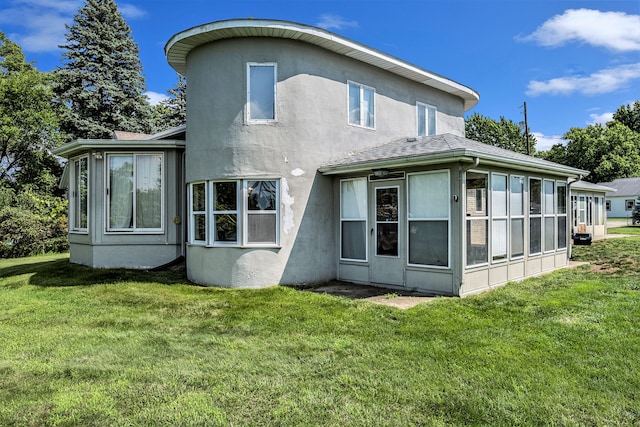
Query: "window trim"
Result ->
[[347, 80, 376, 129], [340, 177, 368, 263], [105, 152, 165, 234], [188, 179, 280, 248], [416, 102, 437, 137], [69, 155, 89, 233], [407, 170, 450, 269], [246, 62, 277, 123]]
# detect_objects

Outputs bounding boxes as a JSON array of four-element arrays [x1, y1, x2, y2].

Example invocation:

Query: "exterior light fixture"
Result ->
[[92, 151, 103, 159], [372, 168, 390, 178]]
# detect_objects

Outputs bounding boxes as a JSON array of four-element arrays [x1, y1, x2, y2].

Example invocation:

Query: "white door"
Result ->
[[370, 182, 404, 286]]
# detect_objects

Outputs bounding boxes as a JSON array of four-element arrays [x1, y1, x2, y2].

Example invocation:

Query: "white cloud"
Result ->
[[521, 9, 640, 52], [315, 14, 359, 31], [0, 0, 80, 53], [533, 132, 567, 152], [145, 91, 168, 106], [526, 63, 640, 96], [588, 112, 614, 125], [119, 3, 146, 19], [0, 0, 146, 54]]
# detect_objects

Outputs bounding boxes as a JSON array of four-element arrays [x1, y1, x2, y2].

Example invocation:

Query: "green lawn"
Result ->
[[1, 240, 639, 426]]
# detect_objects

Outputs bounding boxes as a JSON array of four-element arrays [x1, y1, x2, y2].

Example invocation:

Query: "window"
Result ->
[[466, 172, 488, 266], [408, 171, 449, 267], [188, 179, 280, 247], [510, 175, 525, 259], [626, 199, 634, 211], [606, 200, 611, 211], [543, 180, 555, 252], [341, 178, 367, 261], [348, 81, 375, 128], [557, 182, 567, 249], [247, 63, 276, 122], [491, 173, 508, 262], [529, 178, 542, 255], [107, 153, 163, 232], [417, 102, 436, 136], [70, 156, 88, 232]]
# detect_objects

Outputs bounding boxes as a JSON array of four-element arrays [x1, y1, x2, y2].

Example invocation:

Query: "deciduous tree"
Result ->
[[465, 112, 536, 155]]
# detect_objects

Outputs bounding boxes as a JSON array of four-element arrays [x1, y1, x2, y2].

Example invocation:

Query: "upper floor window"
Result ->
[[247, 63, 276, 122], [348, 81, 375, 129], [107, 153, 163, 233], [417, 102, 436, 136], [70, 156, 88, 232]]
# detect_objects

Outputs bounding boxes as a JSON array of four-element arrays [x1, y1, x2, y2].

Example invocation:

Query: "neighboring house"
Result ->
[[570, 180, 615, 239], [598, 177, 640, 218], [55, 19, 588, 296]]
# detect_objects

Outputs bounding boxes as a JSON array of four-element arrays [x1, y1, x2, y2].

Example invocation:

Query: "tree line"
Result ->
[[1, 0, 184, 257], [1, 0, 639, 258]]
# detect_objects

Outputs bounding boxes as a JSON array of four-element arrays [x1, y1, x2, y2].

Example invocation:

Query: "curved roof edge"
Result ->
[[165, 18, 480, 111]]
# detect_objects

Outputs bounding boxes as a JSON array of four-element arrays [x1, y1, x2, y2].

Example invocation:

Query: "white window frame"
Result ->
[[247, 62, 277, 123], [510, 175, 525, 260], [188, 179, 280, 247], [69, 155, 89, 233], [416, 102, 436, 137], [543, 179, 556, 253], [243, 180, 280, 246], [556, 181, 568, 250], [105, 152, 164, 234], [407, 170, 450, 268], [340, 177, 368, 262], [491, 173, 508, 263], [189, 181, 207, 244], [347, 80, 375, 129], [529, 177, 542, 256], [374, 185, 400, 259], [466, 170, 489, 268]]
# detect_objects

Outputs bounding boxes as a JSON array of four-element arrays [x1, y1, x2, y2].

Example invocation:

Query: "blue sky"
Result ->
[[1, 0, 638, 151]]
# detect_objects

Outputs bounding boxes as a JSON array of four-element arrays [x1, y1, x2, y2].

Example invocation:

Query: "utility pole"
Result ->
[[523, 101, 530, 155]]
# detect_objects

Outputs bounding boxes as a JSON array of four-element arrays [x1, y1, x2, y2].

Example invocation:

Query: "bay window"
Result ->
[[107, 153, 163, 232], [340, 178, 367, 261], [188, 179, 280, 247], [408, 171, 449, 267], [348, 81, 375, 128], [70, 156, 88, 232]]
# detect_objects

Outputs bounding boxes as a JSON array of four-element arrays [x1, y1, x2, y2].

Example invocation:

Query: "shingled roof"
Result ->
[[598, 177, 640, 197], [319, 133, 588, 177]]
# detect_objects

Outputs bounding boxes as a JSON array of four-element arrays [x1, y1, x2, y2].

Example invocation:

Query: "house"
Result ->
[[598, 177, 640, 219], [55, 19, 588, 296], [569, 180, 615, 240]]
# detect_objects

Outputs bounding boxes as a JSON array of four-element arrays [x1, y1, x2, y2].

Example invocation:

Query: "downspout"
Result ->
[[456, 157, 480, 296]]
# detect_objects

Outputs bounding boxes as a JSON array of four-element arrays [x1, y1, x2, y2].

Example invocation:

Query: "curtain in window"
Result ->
[[135, 154, 162, 229], [109, 155, 133, 229]]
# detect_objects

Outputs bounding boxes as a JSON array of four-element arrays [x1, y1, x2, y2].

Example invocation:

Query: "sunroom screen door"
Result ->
[[370, 182, 404, 286]]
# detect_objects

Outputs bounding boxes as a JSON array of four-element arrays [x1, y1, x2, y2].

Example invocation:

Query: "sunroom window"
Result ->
[[70, 156, 88, 232], [510, 175, 525, 259], [466, 171, 488, 266], [529, 178, 542, 255], [107, 153, 163, 232], [491, 173, 508, 262], [340, 178, 367, 261], [408, 171, 449, 267], [348, 81, 375, 128]]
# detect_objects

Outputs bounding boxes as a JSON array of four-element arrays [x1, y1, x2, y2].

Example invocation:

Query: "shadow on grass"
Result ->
[[0, 256, 190, 288]]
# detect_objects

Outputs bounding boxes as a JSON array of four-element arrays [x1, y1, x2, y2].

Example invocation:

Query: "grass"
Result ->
[[1, 241, 639, 426]]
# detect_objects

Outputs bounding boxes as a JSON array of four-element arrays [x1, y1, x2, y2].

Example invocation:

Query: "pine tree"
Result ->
[[153, 73, 186, 131], [55, 0, 153, 140]]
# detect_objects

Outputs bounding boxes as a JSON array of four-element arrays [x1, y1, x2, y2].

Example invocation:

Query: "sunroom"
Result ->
[[320, 134, 588, 297], [54, 127, 186, 269]]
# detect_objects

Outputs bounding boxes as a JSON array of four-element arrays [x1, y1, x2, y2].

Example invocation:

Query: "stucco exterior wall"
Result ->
[[184, 37, 467, 287]]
